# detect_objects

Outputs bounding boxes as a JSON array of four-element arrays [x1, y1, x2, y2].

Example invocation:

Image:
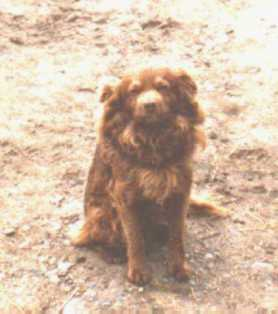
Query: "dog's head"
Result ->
[[100, 67, 204, 127]]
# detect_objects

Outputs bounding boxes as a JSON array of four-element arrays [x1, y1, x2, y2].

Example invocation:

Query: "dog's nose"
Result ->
[[144, 102, 156, 112], [137, 90, 162, 114]]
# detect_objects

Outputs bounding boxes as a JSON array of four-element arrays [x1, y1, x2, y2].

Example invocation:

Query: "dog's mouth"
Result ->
[[134, 112, 171, 128]]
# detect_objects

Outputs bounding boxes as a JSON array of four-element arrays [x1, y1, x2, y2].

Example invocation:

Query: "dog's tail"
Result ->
[[189, 198, 229, 218], [71, 223, 92, 247]]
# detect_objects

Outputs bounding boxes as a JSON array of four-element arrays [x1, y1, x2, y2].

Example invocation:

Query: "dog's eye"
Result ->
[[155, 78, 170, 90], [128, 81, 141, 94]]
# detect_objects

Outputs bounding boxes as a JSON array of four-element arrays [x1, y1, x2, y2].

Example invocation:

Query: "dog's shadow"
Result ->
[[145, 211, 230, 294], [73, 208, 230, 295]]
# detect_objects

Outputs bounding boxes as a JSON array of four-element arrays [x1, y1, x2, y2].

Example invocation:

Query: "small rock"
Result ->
[[141, 19, 162, 29], [21, 225, 31, 232], [209, 131, 218, 140], [94, 17, 107, 24], [138, 287, 144, 293], [57, 261, 74, 276], [52, 14, 62, 21], [63, 239, 71, 246], [233, 217, 246, 225], [90, 283, 96, 289], [220, 137, 229, 143], [50, 195, 65, 207], [10, 37, 24, 45], [3, 227, 16, 236], [48, 256, 57, 265], [226, 29, 235, 35], [40, 263, 48, 273], [39, 255, 49, 263], [48, 272, 60, 284], [19, 240, 31, 249], [85, 290, 97, 301], [49, 221, 62, 232], [76, 256, 86, 264], [63, 285, 72, 292], [204, 61, 211, 67], [205, 253, 214, 260], [100, 301, 112, 307], [252, 185, 267, 194], [63, 297, 88, 314], [66, 14, 79, 23], [251, 262, 274, 273], [126, 286, 134, 292]]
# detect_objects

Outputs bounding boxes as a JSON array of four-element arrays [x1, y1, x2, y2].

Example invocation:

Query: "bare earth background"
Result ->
[[0, 0, 278, 313]]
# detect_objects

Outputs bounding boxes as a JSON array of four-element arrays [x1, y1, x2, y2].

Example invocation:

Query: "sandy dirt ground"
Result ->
[[0, 0, 278, 313]]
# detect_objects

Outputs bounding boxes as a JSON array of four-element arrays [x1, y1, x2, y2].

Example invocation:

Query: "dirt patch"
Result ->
[[0, 0, 277, 313]]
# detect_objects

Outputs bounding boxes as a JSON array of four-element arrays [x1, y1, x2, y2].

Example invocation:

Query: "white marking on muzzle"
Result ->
[[137, 90, 163, 107]]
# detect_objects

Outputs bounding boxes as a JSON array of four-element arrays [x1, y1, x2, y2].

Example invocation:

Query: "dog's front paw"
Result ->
[[168, 260, 192, 281], [128, 266, 151, 285]]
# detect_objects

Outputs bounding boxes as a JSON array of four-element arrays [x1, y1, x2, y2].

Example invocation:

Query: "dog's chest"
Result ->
[[135, 166, 184, 204]]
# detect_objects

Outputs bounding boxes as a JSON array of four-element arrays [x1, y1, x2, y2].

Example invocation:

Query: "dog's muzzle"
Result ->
[[136, 90, 166, 117]]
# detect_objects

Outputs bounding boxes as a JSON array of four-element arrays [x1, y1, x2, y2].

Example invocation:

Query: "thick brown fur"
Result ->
[[73, 67, 228, 285]]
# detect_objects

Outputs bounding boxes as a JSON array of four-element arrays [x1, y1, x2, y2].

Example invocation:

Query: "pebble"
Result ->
[[48, 272, 60, 284], [205, 253, 214, 260], [76, 256, 86, 264], [138, 287, 144, 293], [57, 261, 74, 276], [10, 36, 24, 45], [3, 227, 16, 236], [100, 301, 112, 307], [18, 240, 31, 249], [63, 297, 88, 314], [39, 255, 48, 263], [48, 256, 57, 265], [63, 285, 72, 292], [21, 225, 31, 232], [209, 131, 218, 140], [86, 290, 97, 301], [63, 239, 71, 246]]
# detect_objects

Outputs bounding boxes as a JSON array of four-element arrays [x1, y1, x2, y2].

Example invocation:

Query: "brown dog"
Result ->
[[73, 67, 227, 285]]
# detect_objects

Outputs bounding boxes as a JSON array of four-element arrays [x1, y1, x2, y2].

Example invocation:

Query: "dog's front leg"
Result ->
[[165, 193, 192, 281], [114, 181, 151, 285]]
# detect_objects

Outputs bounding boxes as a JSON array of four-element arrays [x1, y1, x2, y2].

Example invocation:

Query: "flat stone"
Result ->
[[57, 261, 74, 276], [3, 227, 16, 236], [63, 298, 89, 314], [205, 253, 214, 260]]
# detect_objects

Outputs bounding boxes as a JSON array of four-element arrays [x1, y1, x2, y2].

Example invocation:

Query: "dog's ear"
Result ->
[[100, 84, 115, 102], [99, 76, 121, 103], [175, 69, 197, 98], [175, 69, 205, 124]]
